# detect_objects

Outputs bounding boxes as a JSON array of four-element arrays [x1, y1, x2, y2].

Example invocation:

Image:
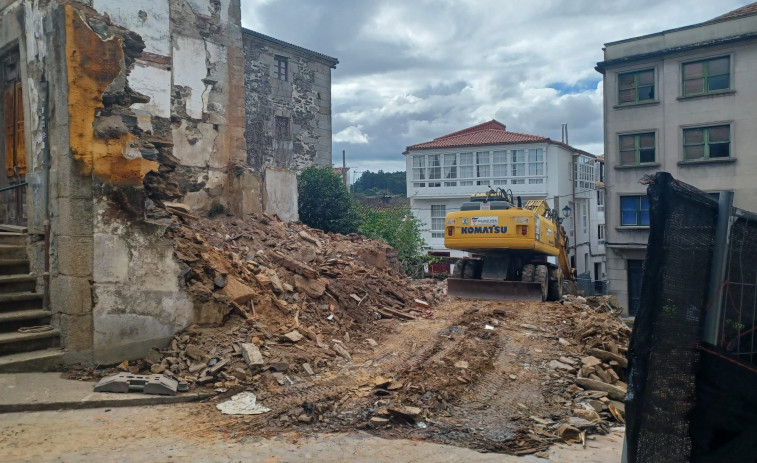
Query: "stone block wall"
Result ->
[[242, 30, 337, 218]]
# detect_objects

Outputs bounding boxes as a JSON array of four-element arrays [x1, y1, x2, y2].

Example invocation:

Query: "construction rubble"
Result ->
[[73, 213, 630, 456]]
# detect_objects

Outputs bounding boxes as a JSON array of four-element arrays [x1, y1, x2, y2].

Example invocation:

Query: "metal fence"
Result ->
[[626, 172, 757, 462], [576, 275, 608, 296]]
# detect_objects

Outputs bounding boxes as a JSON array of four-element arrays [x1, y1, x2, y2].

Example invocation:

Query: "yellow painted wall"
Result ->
[[65, 5, 157, 185]]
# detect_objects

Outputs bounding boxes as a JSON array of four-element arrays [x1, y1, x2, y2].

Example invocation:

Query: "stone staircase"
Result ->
[[0, 225, 63, 372]]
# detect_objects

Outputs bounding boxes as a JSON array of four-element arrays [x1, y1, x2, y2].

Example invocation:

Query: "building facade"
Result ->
[[596, 4, 757, 315], [404, 120, 604, 280], [0, 0, 336, 367], [242, 30, 338, 221]]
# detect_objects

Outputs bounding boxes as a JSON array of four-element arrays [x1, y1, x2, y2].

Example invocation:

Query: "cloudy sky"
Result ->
[[240, 0, 752, 180]]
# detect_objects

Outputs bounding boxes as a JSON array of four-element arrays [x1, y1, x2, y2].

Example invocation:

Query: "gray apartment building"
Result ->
[[596, 3, 757, 315]]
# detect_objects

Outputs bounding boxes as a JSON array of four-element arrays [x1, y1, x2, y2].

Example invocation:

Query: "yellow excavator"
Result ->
[[444, 189, 575, 301]]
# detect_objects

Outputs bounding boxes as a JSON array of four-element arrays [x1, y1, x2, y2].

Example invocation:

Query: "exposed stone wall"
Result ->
[[242, 32, 334, 173], [242, 31, 335, 220]]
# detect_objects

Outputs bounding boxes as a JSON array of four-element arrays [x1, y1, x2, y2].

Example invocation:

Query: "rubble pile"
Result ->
[[141, 213, 433, 390], [545, 295, 631, 443]]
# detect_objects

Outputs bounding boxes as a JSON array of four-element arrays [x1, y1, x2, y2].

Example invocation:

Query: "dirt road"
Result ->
[[0, 404, 623, 462]]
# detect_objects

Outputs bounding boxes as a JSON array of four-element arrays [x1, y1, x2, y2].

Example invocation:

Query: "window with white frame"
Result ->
[[459, 152, 474, 179], [597, 224, 605, 244], [582, 202, 588, 232], [443, 153, 457, 186], [512, 149, 525, 177], [412, 155, 426, 187], [597, 189, 604, 212], [476, 151, 490, 180], [528, 148, 544, 176], [428, 154, 441, 187], [492, 150, 507, 176], [410, 147, 549, 189], [431, 205, 445, 238], [575, 156, 595, 190]]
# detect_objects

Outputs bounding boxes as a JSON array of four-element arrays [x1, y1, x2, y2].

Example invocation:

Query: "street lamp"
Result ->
[[562, 205, 572, 219]]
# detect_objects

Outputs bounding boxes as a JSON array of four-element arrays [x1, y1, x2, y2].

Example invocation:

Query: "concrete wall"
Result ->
[[600, 14, 757, 313]]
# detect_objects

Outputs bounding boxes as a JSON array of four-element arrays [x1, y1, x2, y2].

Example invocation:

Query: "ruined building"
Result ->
[[242, 29, 338, 221], [0, 0, 336, 369]]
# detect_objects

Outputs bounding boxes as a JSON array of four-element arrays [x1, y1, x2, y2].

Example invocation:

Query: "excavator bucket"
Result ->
[[447, 278, 544, 301]]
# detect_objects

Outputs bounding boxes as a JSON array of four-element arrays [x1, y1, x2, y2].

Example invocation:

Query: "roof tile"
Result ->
[[405, 119, 548, 151]]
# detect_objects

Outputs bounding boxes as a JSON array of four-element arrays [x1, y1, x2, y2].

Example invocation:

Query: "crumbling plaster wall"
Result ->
[[68, 0, 249, 364], [0, 0, 251, 365], [242, 32, 335, 220]]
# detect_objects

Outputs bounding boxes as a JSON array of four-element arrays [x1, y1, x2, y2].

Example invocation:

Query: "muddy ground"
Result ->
[[196, 297, 625, 456], [67, 213, 629, 458]]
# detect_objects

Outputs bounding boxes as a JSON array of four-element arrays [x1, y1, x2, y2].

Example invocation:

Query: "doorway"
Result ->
[[1, 50, 26, 226]]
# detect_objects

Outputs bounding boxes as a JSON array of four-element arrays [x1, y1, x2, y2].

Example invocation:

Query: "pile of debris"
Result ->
[[547, 295, 631, 444], [136, 212, 433, 390]]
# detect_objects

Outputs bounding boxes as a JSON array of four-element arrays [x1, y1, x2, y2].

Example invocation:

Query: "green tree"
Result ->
[[355, 204, 430, 277], [353, 170, 407, 196], [297, 166, 357, 234]]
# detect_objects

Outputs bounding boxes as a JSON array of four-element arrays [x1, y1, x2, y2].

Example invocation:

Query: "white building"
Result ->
[[404, 120, 605, 282], [596, 3, 757, 315]]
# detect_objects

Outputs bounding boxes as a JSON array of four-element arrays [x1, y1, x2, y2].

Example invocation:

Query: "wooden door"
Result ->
[[3, 81, 25, 178]]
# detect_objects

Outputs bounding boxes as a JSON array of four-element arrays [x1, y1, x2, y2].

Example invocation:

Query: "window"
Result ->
[[275, 116, 290, 139], [412, 155, 426, 187], [476, 151, 490, 178], [431, 205, 445, 238], [582, 202, 588, 231], [619, 132, 655, 165], [427, 155, 441, 187], [527, 148, 544, 176], [459, 152, 474, 178], [597, 190, 604, 212], [443, 153, 457, 180], [492, 150, 507, 177], [683, 125, 730, 160], [682, 56, 729, 96], [512, 149, 525, 176], [428, 155, 441, 180], [274, 56, 288, 81], [575, 156, 595, 190], [620, 195, 650, 226], [618, 69, 655, 104], [598, 224, 605, 244]]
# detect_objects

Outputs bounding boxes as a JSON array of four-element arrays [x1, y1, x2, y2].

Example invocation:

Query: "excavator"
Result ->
[[444, 188, 575, 301]]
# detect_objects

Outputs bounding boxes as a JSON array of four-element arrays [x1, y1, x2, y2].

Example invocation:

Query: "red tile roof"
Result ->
[[710, 2, 757, 22], [405, 120, 549, 152]]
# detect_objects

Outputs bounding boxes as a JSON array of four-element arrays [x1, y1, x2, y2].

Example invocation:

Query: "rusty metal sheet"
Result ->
[[447, 278, 543, 301]]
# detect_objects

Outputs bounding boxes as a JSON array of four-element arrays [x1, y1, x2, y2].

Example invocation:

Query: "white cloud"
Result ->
[[333, 126, 370, 144], [240, 0, 753, 176]]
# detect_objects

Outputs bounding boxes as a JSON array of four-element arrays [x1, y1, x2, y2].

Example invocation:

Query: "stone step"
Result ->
[[0, 233, 25, 246], [0, 224, 27, 233], [0, 245, 26, 260], [0, 292, 43, 312], [0, 348, 65, 373], [0, 275, 36, 294], [0, 259, 30, 276], [0, 328, 60, 356], [0, 309, 52, 332]]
